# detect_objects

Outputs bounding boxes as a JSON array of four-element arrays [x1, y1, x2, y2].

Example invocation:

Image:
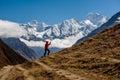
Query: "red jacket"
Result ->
[[44, 41, 51, 50]]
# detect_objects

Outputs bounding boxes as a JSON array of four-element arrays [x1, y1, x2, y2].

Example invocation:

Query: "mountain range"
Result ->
[[19, 13, 108, 57], [21, 13, 108, 41], [1, 12, 120, 58]]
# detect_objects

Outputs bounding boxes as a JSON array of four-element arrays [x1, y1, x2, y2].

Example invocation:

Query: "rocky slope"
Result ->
[[2, 37, 37, 60], [0, 39, 28, 68]]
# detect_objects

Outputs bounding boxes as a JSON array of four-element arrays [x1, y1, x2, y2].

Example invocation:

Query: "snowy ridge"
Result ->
[[21, 13, 108, 41], [0, 12, 108, 57]]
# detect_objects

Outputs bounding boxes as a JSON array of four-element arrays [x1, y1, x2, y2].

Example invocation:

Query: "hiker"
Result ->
[[44, 40, 51, 56]]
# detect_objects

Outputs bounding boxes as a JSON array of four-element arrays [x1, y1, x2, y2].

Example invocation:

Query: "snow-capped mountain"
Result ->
[[18, 13, 108, 57], [76, 11, 120, 44], [21, 13, 108, 41], [42, 18, 83, 39], [37, 22, 48, 32], [86, 12, 108, 26], [0, 12, 108, 58]]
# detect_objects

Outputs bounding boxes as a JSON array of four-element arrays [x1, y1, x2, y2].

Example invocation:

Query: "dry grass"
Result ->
[[3, 61, 70, 80], [1, 24, 120, 80], [40, 24, 120, 80]]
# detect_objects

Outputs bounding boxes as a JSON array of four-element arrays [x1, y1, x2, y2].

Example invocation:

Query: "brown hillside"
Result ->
[[40, 24, 120, 80], [0, 24, 120, 80], [0, 39, 28, 68]]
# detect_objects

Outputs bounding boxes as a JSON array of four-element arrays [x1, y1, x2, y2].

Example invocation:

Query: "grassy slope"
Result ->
[[1, 61, 69, 80], [1, 24, 120, 80], [40, 24, 120, 80]]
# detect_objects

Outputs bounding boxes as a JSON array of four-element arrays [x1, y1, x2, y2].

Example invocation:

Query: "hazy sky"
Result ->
[[0, 0, 120, 24]]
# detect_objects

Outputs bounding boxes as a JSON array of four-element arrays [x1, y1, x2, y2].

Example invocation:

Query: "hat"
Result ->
[[45, 39, 50, 42]]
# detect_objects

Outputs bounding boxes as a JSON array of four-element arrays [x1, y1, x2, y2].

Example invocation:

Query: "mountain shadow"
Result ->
[[0, 39, 28, 68], [2, 37, 37, 60]]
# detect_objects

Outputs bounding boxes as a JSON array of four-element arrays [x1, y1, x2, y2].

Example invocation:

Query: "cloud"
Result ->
[[0, 20, 27, 38]]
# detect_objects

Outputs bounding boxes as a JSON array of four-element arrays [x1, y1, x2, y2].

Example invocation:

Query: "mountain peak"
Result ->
[[86, 12, 106, 19], [28, 20, 38, 27], [40, 22, 48, 27], [85, 12, 108, 26], [61, 18, 80, 27], [69, 18, 77, 21], [63, 18, 78, 23]]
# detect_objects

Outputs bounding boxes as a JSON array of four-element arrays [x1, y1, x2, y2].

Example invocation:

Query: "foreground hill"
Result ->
[[0, 39, 28, 68], [40, 24, 120, 79], [0, 24, 120, 80]]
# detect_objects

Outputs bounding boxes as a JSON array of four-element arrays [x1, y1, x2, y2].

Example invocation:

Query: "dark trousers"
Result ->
[[44, 49, 50, 56]]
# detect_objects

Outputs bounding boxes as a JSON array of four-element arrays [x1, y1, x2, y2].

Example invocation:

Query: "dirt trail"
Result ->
[[0, 65, 35, 80], [101, 57, 120, 63], [1, 57, 119, 80], [0, 65, 13, 80], [0, 62, 87, 80], [0, 62, 88, 80], [15, 65, 35, 80], [35, 60, 87, 80], [108, 58, 120, 62]]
